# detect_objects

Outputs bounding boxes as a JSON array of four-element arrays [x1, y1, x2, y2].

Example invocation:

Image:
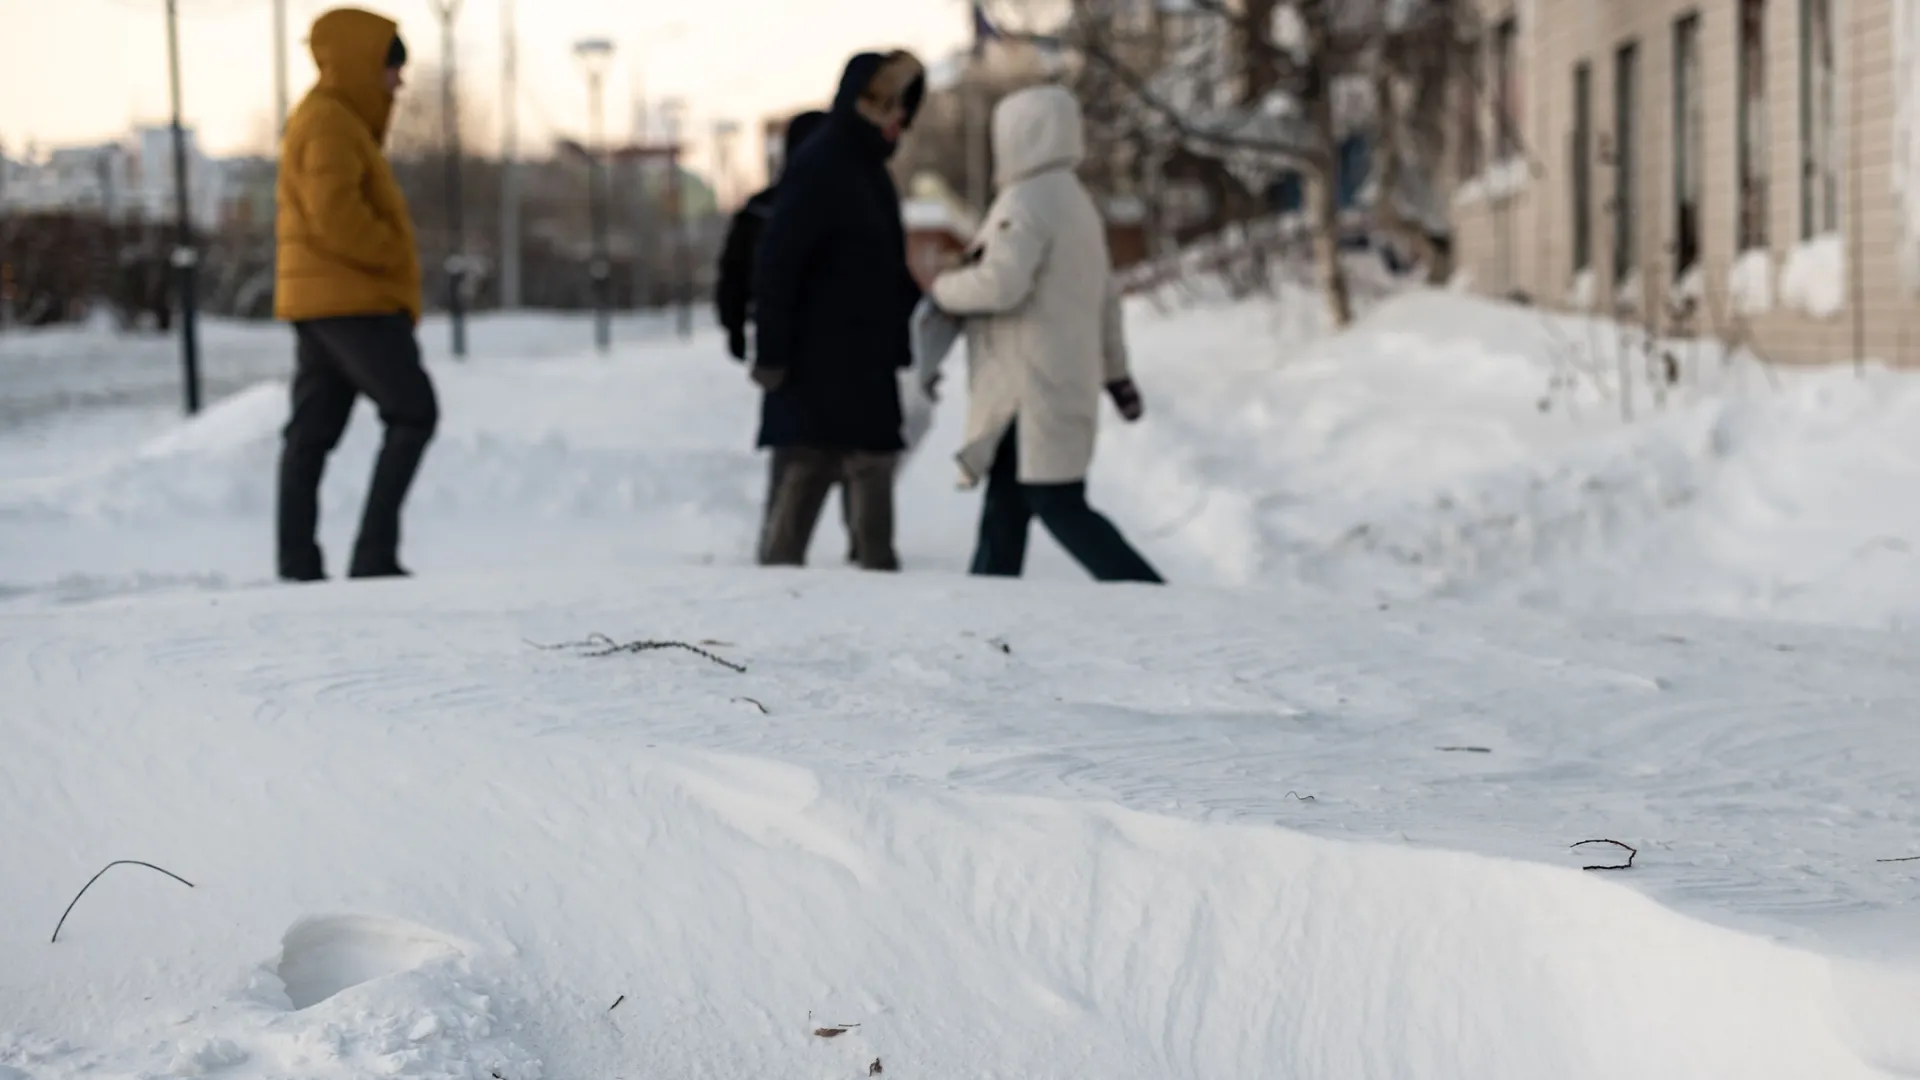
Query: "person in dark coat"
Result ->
[[714, 110, 827, 362], [751, 50, 925, 572], [712, 110, 860, 560]]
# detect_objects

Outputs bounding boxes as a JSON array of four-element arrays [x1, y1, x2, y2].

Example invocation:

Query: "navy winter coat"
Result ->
[[751, 52, 926, 452], [714, 110, 828, 357]]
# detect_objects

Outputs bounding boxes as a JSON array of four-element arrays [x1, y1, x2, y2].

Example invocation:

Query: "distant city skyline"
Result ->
[[0, 0, 975, 183]]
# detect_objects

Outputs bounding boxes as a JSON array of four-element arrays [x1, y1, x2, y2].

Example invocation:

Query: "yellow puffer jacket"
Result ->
[[274, 7, 422, 324]]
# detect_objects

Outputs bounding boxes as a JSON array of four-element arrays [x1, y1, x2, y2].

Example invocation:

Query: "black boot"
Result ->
[[348, 422, 432, 580]]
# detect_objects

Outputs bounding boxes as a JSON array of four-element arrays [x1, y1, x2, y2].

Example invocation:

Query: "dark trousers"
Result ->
[[969, 426, 1163, 584], [759, 453, 858, 563], [276, 313, 438, 581], [759, 447, 900, 571]]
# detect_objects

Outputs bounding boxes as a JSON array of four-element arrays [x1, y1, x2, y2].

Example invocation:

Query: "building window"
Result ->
[[1493, 16, 1521, 159], [1456, 67, 1484, 182], [1738, 0, 1770, 250], [1614, 40, 1639, 282], [1673, 13, 1703, 275], [1799, 0, 1838, 238], [1572, 61, 1593, 273]]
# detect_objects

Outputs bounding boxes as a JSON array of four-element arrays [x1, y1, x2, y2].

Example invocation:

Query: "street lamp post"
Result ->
[[429, 0, 469, 359], [575, 37, 616, 354], [660, 97, 692, 340], [272, 0, 289, 138], [711, 119, 740, 211], [164, 0, 202, 415]]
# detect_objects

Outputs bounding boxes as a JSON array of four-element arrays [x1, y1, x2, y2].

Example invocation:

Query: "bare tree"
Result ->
[[996, 0, 1477, 328]]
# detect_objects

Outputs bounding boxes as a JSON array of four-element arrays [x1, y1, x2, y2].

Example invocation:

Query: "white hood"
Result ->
[[992, 83, 1085, 187]]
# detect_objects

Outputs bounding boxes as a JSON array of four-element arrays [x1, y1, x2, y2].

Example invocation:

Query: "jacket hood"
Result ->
[[310, 7, 402, 140], [782, 110, 829, 163], [830, 51, 925, 158], [992, 84, 1084, 187]]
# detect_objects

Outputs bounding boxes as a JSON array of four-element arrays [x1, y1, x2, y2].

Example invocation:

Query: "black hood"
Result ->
[[830, 50, 926, 132], [783, 110, 828, 162]]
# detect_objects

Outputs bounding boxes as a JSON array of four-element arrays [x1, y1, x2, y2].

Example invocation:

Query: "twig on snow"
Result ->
[[1876, 856, 1920, 864], [733, 696, 769, 714], [870, 1059, 884, 1075], [529, 633, 747, 673], [1572, 839, 1638, 872], [608, 994, 626, 1012], [1437, 746, 1493, 753], [1284, 791, 1316, 802], [52, 860, 196, 943]]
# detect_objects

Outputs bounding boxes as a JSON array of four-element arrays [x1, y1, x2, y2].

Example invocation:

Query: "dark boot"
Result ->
[[295, 313, 438, 579], [968, 427, 1032, 577], [1026, 482, 1164, 584], [843, 452, 900, 572], [760, 447, 839, 566], [277, 325, 357, 582], [349, 423, 432, 578], [842, 482, 860, 563]]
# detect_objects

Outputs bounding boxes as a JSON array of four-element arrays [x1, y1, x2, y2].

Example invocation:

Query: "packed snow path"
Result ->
[[9, 293, 1920, 624], [4, 567, 1919, 1079]]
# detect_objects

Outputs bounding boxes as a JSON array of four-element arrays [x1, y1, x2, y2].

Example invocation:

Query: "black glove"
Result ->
[[1106, 378, 1144, 422], [727, 328, 748, 362]]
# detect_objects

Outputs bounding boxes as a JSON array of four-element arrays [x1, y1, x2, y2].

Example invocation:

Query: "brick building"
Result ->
[[1449, 0, 1920, 366]]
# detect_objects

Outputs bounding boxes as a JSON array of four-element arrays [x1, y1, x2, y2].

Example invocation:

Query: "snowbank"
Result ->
[[1730, 248, 1776, 316], [1095, 288, 1920, 627], [5, 567, 1919, 1079], [1567, 267, 1596, 310], [1453, 157, 1530, 206], [1669, 263, 1705, 316], [1613, 269, 1644, 313], [1781, 233, 1848, 319]]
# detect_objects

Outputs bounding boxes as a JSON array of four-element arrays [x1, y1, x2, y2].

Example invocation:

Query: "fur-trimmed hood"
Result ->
[[831, 50, 926, 145]]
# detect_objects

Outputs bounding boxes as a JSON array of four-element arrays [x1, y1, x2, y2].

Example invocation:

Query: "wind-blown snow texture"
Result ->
[[4, 295, 1920, 1079]]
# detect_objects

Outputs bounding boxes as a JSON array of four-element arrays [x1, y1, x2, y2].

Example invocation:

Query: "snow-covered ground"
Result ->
[[4, 292, 1920, 1079], [1111, 289, 1920, 628]]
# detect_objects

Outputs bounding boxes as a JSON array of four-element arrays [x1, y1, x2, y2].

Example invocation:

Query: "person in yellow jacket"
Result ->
[[274, 6, 435, 582]]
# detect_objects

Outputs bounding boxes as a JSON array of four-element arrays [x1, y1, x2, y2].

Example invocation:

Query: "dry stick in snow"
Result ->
[[1572, 839, 1638, 872], [1876, 856, 1920, 863], [529, 634, 747, 673], [52, 860, 196, 943]]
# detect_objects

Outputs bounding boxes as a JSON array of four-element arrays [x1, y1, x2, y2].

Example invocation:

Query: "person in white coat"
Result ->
[[928, 83, 1162, 583]]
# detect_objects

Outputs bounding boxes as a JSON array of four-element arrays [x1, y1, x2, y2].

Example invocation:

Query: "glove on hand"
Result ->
[[1106, 378, 1144, 422]]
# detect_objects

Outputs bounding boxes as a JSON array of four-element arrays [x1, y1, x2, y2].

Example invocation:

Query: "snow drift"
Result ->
[[1099, 288, 1920, 627], [4, 570, 1919, 1080]]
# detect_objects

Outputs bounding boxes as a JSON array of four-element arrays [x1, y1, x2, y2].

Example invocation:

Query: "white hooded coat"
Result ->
[[930, 84, 1131, 487]]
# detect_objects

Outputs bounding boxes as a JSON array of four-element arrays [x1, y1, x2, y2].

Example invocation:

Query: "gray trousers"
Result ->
[[758, 448, 901, 571]]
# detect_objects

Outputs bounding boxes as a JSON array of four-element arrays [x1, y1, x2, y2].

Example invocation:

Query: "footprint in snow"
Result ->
[[273, 914, 466, 1010]]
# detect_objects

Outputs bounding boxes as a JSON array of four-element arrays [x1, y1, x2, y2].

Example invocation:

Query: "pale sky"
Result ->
[[0, 0, 973, 186]]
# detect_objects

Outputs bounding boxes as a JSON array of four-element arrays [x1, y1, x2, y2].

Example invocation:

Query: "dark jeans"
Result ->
[[969, 426, 1163, 584], [759, 447, 900, 571], [276, 313, 438, 581], [759, 453, 858, 563]]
